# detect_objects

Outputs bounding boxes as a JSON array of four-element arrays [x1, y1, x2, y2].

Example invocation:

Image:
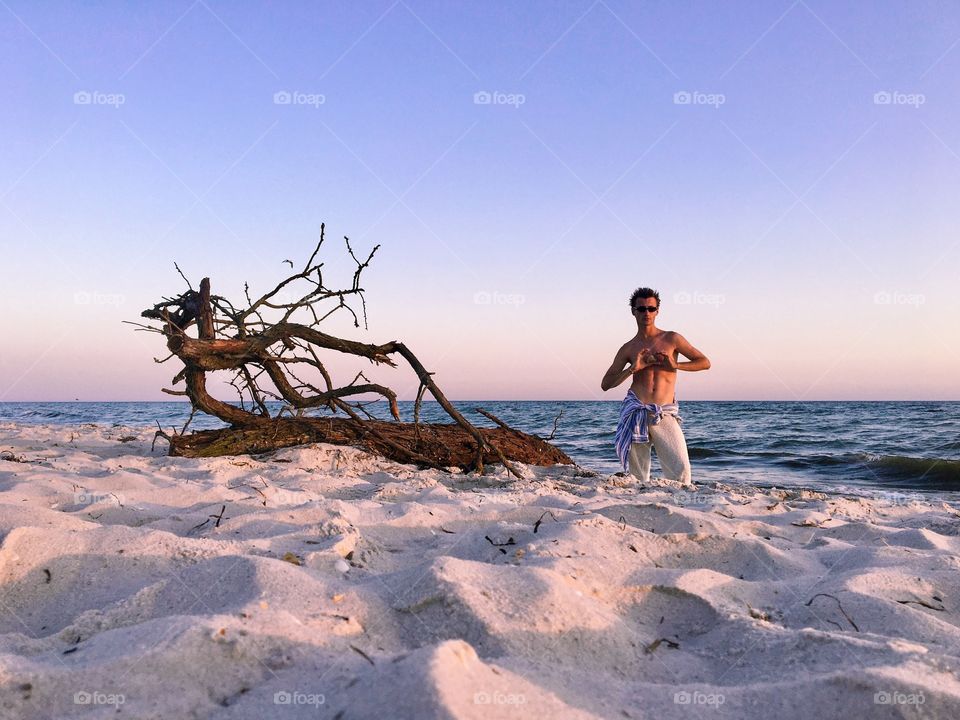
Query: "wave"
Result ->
[[688, 447, 739, 459], [773, 452, 960, 490], [684, 447, 960, 490], [23, 409, 67, 418], [860, 454, 960, 490], [775, 453, 851, 469]]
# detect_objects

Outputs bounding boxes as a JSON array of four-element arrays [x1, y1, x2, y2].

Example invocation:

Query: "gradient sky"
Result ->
[[2, 1, 959, 402]]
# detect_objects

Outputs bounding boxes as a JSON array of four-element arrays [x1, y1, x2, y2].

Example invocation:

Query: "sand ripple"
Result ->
[[1, 423, 959, 718]]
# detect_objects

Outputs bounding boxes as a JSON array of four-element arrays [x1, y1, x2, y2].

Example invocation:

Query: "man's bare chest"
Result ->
[[628, 337, 675, 358]]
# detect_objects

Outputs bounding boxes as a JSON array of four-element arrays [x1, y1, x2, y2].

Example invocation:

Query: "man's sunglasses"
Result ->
[[633, 306, 658, 313]]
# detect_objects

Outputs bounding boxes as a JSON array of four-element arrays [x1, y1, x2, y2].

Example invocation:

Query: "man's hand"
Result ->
[[631, 353, 656, 374], [651, 351, 677, 370]]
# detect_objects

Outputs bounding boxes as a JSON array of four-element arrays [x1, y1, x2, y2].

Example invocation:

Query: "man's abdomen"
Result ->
[[630, 369, 678, 405]]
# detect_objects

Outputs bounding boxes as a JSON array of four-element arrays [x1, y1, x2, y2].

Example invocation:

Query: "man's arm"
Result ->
[[601, 345, 647, 391], [671, 333, 711, 371]]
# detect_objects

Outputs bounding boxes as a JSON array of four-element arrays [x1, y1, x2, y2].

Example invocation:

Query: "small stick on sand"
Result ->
[[350, 645, 375, 665], [151, 421, 172, 452], [805, 593, 860, 631], [533, 510, 558, 533], [897, 598, 945, 611], [191, 505, 227, 533], [644, 637, 679, 654]]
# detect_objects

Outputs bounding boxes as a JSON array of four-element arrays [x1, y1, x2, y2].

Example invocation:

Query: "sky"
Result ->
[[1, 1, 959, 402]]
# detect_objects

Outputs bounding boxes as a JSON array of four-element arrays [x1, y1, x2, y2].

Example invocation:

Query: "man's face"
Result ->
[[632, 298, 659, 324]]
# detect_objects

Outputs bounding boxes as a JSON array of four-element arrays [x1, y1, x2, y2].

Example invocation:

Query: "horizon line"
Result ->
[[2, 399, 959, 404]]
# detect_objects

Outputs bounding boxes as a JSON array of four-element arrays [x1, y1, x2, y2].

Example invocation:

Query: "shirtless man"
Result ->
[[601, 287, 710, 484]]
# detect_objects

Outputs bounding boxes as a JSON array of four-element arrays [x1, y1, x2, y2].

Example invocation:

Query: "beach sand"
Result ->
[[1, 422, 959, 719]]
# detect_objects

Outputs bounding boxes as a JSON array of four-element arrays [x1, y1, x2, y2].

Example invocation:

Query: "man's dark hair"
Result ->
[[629, 287, 660, 309]]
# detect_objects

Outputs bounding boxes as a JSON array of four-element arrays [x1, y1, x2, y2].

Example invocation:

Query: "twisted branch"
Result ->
[[135, 225, 526, 477]]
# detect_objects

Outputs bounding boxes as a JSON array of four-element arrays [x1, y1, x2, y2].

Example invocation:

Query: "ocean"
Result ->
[[2, 401, 958, 500]]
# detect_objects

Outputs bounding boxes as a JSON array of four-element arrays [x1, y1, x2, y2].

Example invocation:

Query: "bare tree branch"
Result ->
[[137, 226, 567, 477]]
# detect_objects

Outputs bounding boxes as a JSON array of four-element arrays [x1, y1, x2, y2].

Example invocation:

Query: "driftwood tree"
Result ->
[[134, 225, 571, 475]]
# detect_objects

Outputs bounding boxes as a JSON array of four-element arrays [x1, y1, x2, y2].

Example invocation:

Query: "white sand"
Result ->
[[1, 422, 959, 719]]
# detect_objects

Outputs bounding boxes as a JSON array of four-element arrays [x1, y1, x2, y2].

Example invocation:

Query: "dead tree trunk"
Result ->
[[134, 226, 572, 475]]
